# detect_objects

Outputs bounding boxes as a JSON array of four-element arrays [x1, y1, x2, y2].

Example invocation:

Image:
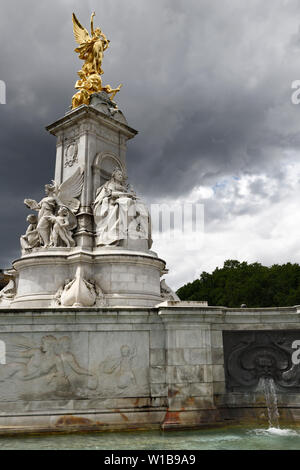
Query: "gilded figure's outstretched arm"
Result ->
[[91, 12, 95, 37]]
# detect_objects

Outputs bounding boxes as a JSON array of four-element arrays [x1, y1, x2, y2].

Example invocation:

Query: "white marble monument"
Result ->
[[3, 92, 170, 309], [2, 13, 298, 435]]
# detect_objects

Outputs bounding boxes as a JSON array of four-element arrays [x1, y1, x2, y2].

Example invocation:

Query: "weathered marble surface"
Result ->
[[93, 168, 152, 249], [0, 304, 298, 433], [7, 248, 165, 308], [2, 97, 300, 433], [4, 97, 167, 309], [46, 99, 137, 250]]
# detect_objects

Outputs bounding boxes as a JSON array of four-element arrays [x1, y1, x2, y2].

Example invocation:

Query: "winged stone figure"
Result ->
[[52, 167, 84, 214], [23, 168, 84, 248]]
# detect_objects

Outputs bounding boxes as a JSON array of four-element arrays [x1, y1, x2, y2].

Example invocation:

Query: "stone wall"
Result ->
[[0, 304, 300, 433]]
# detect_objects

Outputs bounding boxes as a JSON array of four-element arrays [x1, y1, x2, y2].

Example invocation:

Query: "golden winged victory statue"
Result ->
[[71, 12, 122, 109]]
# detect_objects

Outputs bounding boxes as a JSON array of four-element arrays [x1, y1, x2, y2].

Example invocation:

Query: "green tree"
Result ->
[[176, 260, 300, 308]]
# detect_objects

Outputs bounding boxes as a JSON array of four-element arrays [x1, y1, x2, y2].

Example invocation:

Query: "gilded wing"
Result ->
[[72, 13, 91, 45], [57, 168, 84, 213]]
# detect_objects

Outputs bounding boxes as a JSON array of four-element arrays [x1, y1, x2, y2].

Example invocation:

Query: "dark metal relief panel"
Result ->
[[223, 330, 300, 392]]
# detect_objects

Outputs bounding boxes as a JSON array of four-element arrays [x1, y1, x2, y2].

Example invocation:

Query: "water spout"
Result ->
[[261, 377, 280, 428]]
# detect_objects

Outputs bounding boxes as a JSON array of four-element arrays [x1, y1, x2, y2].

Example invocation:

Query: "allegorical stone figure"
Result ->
[[93, 168, 152, 248], [20, 214, 40, 252], [50, 207, 76, 248], [99, 344, 137, 391], [72, 12, 122, 108], [25, 184, 57, 247], [23, 168, 84, 250], [0, 335, 97, 400]]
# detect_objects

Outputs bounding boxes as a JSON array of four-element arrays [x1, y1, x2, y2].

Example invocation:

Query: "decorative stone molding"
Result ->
[[64, 140, 78, 167]]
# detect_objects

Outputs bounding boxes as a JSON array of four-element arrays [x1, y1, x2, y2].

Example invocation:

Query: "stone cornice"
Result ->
[[46, 105, 138, 140]]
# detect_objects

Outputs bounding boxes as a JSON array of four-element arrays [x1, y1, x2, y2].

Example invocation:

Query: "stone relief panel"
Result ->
[[99, 345, 137, 392], [0, 333, 92, 401], [223, 330, 300, 393], [88, 331, 150, 397], [0, 331, 150, 402]]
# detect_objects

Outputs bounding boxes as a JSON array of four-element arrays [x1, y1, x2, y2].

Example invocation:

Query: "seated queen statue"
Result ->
[[93, 168, 152, 249]]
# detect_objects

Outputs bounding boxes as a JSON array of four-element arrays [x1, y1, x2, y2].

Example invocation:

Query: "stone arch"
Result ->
[[92, 152, 125, 198]]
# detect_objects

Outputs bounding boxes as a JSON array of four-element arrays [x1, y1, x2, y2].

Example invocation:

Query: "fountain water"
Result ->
[[261, 377, 280, 428]]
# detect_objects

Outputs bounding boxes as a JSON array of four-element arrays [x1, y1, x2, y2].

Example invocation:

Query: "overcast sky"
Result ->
[[1, 0, 300, 290]]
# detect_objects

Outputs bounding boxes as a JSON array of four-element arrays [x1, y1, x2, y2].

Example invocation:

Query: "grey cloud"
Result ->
[[1, 0, 300, 274]]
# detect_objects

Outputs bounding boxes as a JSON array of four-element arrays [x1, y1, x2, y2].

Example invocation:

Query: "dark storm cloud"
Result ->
[[1, 0, 300, 269]]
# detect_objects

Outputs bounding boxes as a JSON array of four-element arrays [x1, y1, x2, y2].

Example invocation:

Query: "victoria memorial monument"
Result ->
[[0, 13, 300, 433]]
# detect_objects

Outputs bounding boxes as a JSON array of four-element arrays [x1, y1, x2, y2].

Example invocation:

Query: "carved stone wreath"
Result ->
[[64, 141, 78, 167]]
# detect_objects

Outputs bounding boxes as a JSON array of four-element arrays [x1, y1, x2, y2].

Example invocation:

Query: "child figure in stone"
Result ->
[[50, 207, 75, 248], [20, 214, 40, 252]]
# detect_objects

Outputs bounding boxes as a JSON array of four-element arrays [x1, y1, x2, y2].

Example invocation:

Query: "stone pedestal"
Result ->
[[11, 248, 165, 308]]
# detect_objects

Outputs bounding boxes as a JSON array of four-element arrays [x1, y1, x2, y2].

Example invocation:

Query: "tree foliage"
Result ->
[[176, 260, 300, 307]]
